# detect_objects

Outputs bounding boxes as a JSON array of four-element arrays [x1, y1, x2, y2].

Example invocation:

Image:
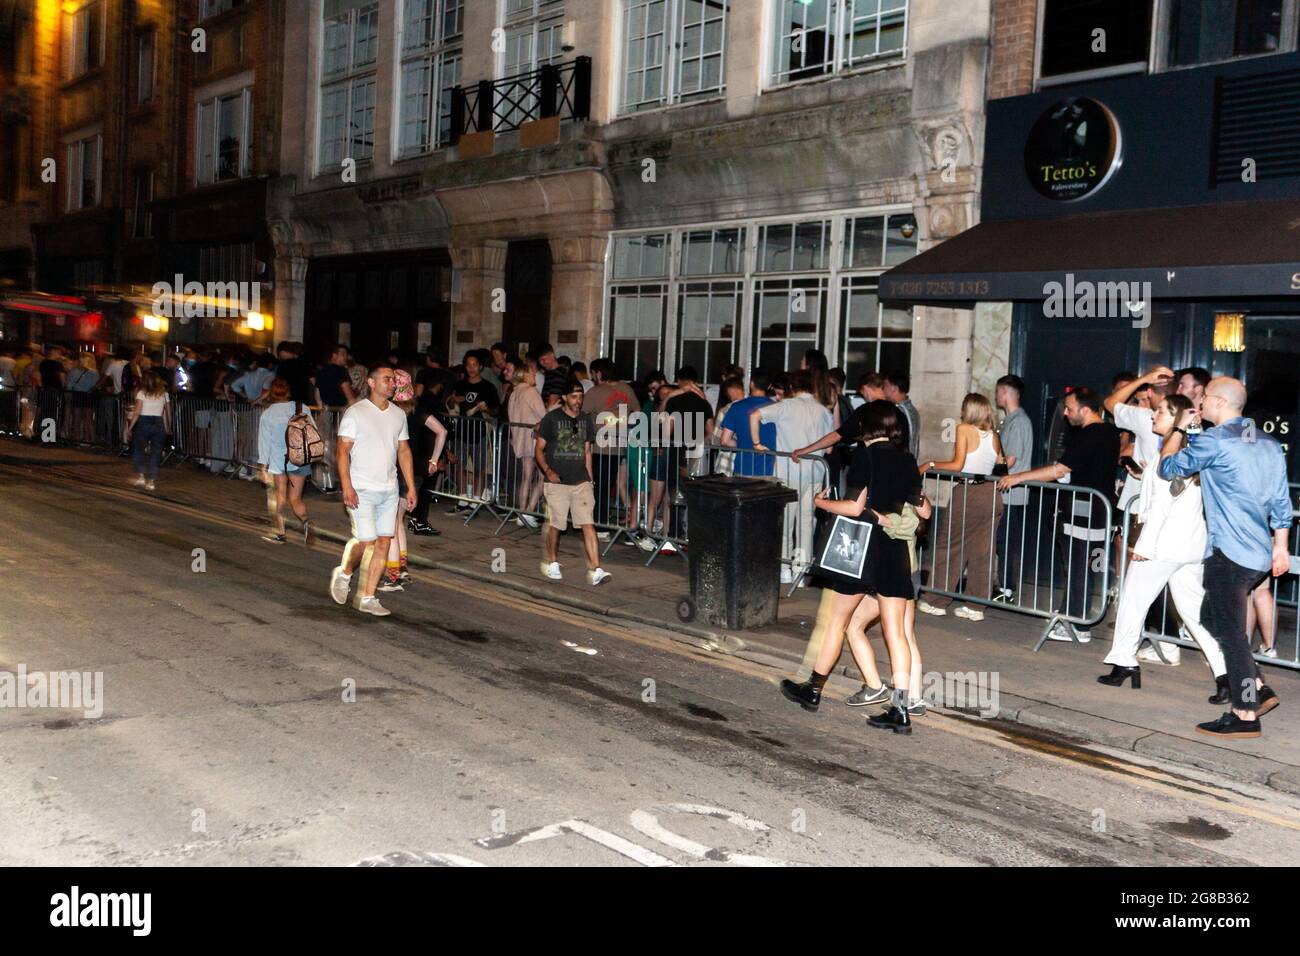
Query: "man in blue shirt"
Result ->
[[1159, 376, 1293, 740], [719, 370, 776, 477]]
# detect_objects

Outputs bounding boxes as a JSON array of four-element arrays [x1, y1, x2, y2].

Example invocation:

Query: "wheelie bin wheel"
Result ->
[[676, 597, 696, 623]]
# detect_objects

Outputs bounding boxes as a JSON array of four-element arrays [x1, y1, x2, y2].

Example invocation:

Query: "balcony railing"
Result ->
[[450, 56, 591, 145]]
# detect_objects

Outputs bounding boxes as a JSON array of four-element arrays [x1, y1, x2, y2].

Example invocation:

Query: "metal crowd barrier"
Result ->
[[1116, 496, 1300, 671], [479, 419, 829, 580], [918, 471, 1116, 649], [1, 387, 127, 448], [0, 386, 21, 436]]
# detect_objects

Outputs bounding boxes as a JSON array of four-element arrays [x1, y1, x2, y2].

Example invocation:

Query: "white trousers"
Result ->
[[1104, 558, 1227, 675]]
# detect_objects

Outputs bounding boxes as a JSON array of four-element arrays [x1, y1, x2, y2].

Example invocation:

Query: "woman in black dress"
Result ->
[[780, 401, 925, 734]]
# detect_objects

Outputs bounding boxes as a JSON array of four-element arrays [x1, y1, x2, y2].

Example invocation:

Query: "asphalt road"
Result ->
[[2, 464, 1299, 867]]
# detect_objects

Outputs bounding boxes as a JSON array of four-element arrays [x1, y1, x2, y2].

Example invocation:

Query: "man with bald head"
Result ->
[[1159, 376, 1293, 739]]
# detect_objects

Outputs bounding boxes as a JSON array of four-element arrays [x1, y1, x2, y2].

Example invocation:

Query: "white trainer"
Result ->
[[357, 595, 391, 617], [953, 605, 985, 622], [541, 561, 562, 580], [917, 599, 947, 616], [588, 567, 612, 586], [329, 566, 352, 605]]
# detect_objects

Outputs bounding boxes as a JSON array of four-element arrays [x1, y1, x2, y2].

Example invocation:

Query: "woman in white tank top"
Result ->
[[918, 393, 1007, 621]]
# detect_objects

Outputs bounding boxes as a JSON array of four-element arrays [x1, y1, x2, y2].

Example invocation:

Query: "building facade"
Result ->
[[273, 0, 996, 456], [1, 0, 285, 352], [885, 0, 1300, 478]]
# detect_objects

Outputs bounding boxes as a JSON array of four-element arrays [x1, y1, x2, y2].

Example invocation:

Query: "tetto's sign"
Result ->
[[1024, 97, 1123, 201]]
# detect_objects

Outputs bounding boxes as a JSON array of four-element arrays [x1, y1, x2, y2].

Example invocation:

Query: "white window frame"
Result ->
[[395, 0, 464, 160], [618, 0, 730, 115], [318, 1, 381, 171], [500, 0, 567, 77], [601, 207, 918, 389], [64, 133, 102, 212], [195, 87, 253, 185], [136, 28, 157, 106], [766, 0, 908, 90], [63, 0, 106, 81]]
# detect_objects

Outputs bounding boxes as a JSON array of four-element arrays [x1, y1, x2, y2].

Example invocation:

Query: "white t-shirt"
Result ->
[[1112, 403, 1158, 510], [759, 393, 834, 484], [337, 398, 409, 492], [106, 359, 125, 394], [135, 391, 168, 416]]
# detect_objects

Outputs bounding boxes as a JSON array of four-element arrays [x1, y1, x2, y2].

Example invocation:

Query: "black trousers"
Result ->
[[1201, 549, 1267, 710]]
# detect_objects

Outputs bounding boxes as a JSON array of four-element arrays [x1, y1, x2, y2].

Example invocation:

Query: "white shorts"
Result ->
[[348, 488, 400, 542]]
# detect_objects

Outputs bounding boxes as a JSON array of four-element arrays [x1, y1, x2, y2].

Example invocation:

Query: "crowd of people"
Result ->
[[5, 337, 1293, 741]]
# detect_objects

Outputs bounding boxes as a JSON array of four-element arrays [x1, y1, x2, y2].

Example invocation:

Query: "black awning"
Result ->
[[880, 197, 1300, 306]]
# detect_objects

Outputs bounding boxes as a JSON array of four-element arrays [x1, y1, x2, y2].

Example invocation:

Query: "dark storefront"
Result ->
[[882, 51, 1300, 481], [304, 250, 452, 366]]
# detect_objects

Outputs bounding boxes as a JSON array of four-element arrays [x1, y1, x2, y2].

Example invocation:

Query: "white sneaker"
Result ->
[[588, 567, 612, 586], [144, 480, 156, 491], [779, 567, 794, 585], [357, 595, 391, 617], [1045, 622, 1091, 643], [1261, 645, 1279, 659], [917, 599, 947, 616], [1137, 642, 1180, 665], [651, 520, 664, 536], [541, 561, 562, 580], [329, 566, 352, 605], [636, 534, 656, 553], [131, 475, 146, 488], [520, 514, 540, 529], [596, 531, 610, 541], [953, 605, 984, 622]]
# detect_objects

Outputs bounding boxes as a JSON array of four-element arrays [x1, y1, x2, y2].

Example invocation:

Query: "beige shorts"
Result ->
[[543, 480, 595, 531]]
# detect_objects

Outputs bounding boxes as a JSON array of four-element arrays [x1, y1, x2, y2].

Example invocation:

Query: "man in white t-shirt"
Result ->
[[1105, 366, 1174, 514], [329, 367, 417, 616]]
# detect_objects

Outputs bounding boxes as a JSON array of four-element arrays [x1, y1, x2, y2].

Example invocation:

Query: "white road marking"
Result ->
[[629, 804, 787, 867]]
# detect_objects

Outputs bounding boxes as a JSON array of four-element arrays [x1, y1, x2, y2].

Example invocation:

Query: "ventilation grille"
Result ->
[[1212, 68, 1300, 185]]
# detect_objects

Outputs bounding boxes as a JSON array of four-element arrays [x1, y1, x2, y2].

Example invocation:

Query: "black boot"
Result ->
[[1097, 665, 1141, 688], [780, 674, 825, 712], [1208, 674, 1231, 705], [867, 690, 913, 735]]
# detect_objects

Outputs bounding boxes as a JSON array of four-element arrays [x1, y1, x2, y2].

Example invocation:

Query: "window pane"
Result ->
[[758, 224, 793, 272], [884, 213, 917, 265], [879, 341, 910, 378], [1169, 0, 1283, 67], [881, 305, 912, 338], [844, 287, 880, 335], [792, 220, 827, 271], [845, 215, 884, 269], [400, 58, 432, 155], [217, 94, 242, 180], [354, 6, 380, 67], [1039, 0, 1153, 77]]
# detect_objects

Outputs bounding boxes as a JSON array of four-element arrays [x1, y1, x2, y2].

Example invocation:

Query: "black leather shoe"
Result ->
[[867, 706, 913, 735], [780, 678, 822, 712], [1196, 712, 1261, 739], [1256, 685, 1280, 716], [1208, 675, 1231, 705], [1097, 665, 1141, 688]]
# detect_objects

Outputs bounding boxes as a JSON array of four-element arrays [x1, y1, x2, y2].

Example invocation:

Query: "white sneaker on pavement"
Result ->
[[131, 475, 146, 488], [1137, 642, 1180, 664], [357, 595, 391, 617], [779, 567, 794, 585], [1261, 645, 1279, 659], [1045, 622, 1091, 643], [953, 605, 984, 622], [588, 567, 612, 586], [917, 599, 947, 616], [329, 566, 352, 605], [541, 561, 562, 580]]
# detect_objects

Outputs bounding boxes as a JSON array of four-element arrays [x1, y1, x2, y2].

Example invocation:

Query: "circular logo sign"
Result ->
[[1024, 97, 1122, 201]]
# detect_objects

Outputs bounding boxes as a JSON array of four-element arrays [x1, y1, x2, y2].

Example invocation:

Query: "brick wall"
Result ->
[[989, 0, 1038, 100]]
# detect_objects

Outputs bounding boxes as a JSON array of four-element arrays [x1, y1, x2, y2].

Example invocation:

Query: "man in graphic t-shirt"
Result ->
[[536, 377, 610, 587], [329, 367, 417, 617]]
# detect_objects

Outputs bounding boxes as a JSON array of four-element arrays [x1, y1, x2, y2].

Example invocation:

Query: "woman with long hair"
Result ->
[[256, 377, 312, 544], [780, 400, 926, 734], [918, 393, 1007, 623], [1098, 393, 1229, 700], [407, 377, 449, 536], [506, 364, 545, 528], [124, 369, 170, 490]]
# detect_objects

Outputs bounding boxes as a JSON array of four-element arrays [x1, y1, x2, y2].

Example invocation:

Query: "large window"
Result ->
[[319, 1, 380, 169], [620, 0, 729, 114], [135, 29, 156, 105], [770, 0, 906, 87], [605, 212, 917, 388], [196, 88, 252, 184], [1168, 0, 1287, 67], [501, 0, 566, 127], [397, 0, 463, 158], [63, 0, 104, 80], [64, 135, 101, 212]]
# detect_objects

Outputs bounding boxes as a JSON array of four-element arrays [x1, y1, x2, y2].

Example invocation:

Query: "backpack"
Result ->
[[285, 401, 325, 468]]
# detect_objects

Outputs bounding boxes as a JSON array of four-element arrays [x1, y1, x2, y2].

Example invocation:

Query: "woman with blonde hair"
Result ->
[[506, 364, 545, 528], [918, 392, 1007, 623]]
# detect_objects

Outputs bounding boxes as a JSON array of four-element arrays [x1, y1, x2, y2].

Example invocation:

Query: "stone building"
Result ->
[[273, 0, 994, 456]]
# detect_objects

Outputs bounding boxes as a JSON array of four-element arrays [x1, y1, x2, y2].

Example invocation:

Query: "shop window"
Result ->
[[770, 0, 906, 87], [838, 276, 912, 387], [620, 0, 729, 114], [1168, 0, 1286, 68], [320, 1, 381, 169], [753, 277, 827, 373], [397, 0, 463, 157]]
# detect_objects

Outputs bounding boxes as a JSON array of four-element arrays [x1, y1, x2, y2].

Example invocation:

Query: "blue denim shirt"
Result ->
[[1158, 417, 1293, 572]]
